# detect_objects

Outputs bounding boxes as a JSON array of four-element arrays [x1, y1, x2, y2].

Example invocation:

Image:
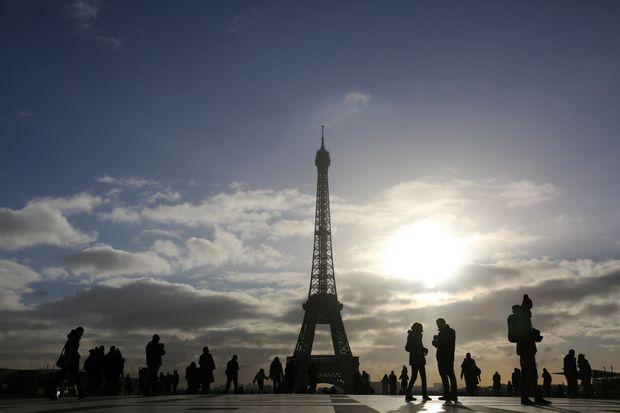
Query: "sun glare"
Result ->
[[380, 220, 468, 287]]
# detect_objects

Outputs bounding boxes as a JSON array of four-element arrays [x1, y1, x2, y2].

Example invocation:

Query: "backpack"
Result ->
[[507, 313, 518, 343]]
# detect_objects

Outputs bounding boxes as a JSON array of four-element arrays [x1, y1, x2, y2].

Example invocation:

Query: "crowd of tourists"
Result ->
[[46, 294, 601, 406]]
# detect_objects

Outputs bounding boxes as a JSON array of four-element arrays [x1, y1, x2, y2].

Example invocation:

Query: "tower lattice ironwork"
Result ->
[[289, 126, 358, 393]]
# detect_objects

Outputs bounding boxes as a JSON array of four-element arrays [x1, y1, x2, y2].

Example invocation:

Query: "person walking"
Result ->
[[405, 322, 431, 402]]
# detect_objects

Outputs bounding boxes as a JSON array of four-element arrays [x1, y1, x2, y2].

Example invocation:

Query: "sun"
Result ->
[[380, 220, 468, 287]]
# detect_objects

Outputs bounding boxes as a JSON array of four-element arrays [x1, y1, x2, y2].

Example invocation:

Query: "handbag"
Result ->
[[56, 344, 67, 369]]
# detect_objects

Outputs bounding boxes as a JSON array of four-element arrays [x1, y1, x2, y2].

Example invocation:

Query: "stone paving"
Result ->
[[0, 394, 618, 413]]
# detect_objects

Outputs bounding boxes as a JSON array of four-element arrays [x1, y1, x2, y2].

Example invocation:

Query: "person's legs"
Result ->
[[225, 375, 231, 393], [233, 376, 238, 393], [419, 365, 429, 398], [439, 365, 450, 399], [448, 369, 458, 401]]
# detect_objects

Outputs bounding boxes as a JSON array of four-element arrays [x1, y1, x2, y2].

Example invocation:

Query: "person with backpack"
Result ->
[[507, 294, 551, 406]]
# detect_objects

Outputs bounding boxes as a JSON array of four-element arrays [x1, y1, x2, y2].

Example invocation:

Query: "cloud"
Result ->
[[229, 14, 248, 32], [150, 239, 181, 258], [65, 244, 172, 278], [100, 207, 141, 223], [499, 180, 560, 207], [183, 231, 285, 270], [17, 110, 32, 118], [64, 0, 125, 50], [0, 193, 100, 250], [96, 174, 155, 188], [64, 0, 99, 32], [318, 91, 371, 124], [0, 260, 40, 310]]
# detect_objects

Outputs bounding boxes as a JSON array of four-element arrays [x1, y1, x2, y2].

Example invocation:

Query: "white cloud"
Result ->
[[499, 180, 560, 207], [150, 239, 181, 258], [184, 231, 285, 270], [65, 244, 172, 278], [0, 260, 41, 310], [64, 0, 99, 32], [42, 266, 70, 280], [318, 91, 371, 124], [100, 207, 141, 223], [96, 174, 155, 188], [229, 14, 248, 32], [0, 194, 100, 250]]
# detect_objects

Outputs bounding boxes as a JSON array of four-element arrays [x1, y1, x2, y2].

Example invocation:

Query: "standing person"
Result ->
[[381, 374, 389, 395], [145, 334, 166, 396], [284, 359, 297, 394], [506, 381, 513, 396], [432, 318, 458, 403], [507, 294, 550, 405], [199, 347, 216, 394], [48, 327, 85, 399], [269, 357, 284, 393], [361, 370, 372, 394], [185, 362, 198, 394], [578, 354, 593, 397], [492, 372, 502, 396], [171, 370, 179, 395], [563, 349, 579, 398], [399, 366, 409, 396], [124, 374, 133, 395], [511, 368, 521, 396], [307, 362, 318, 394], [253, 368, 268, 394], [460, 353, 481, 396], [388, 371, 398, 395], [225, 355, 239, 394], [542, 368, 552, 397], [405, 322, 431, 401]]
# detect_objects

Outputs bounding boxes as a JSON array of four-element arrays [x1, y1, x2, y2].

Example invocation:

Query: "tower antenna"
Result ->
[[321, 125, 325, 148]]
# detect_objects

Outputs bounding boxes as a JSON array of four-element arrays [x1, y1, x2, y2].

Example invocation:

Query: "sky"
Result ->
[[1, 0, 620, 387]]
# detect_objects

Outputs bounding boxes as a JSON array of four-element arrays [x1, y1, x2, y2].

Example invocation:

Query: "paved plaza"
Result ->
[[0, 394, 618, 413]]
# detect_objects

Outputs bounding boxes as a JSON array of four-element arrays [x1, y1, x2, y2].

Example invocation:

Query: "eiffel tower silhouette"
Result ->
[[288, 126, 359, 393]]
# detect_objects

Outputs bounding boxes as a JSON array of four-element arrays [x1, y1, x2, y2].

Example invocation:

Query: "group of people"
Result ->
[[563, 349, 593, 398], [83, 345, 125, 396], [48, 293, 595, 406]]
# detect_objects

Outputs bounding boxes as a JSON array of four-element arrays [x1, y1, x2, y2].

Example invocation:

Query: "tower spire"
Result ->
[[321, 125, 325, 148]]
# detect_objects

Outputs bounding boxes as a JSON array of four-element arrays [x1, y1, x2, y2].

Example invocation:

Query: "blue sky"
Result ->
[[1, 1, 620, 386]]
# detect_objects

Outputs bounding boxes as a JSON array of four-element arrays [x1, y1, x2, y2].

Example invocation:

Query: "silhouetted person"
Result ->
[[542, 368, 552, 397], [84, 348, 98, 396], [253, 368, 267, 393], [381, 374, 389, 395], [460, 352, 481, 396], [158, 372, 166, 395], [284, 358, 297, 393], [307, 362, 318, 394], [578, 353, 592, 397], [432, 318, 458, 402], [361, 370, 373, 394], [172, 370, 179, 395], [506, 381, 513, 396], [269, 357, 284, 393], [145, 334, 166, 396], [399, 366, 408, 395], [225, 355, 239, 393], [492, 372, 502, 396], [388, 370, 397, 395], [185, 362, 199, 394], [511, 368, 521, 396], [199, 346, 216, 394], [353, 370, 362, 394], [48, 326, 85, 399], [405, 322, 430, 401], [507, 295, 550, 405], [125, 374, 133, 395], [563, 349, 579, 398]]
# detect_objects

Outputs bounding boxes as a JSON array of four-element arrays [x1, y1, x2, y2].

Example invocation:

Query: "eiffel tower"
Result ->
[[288, 126, 359, 393]]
